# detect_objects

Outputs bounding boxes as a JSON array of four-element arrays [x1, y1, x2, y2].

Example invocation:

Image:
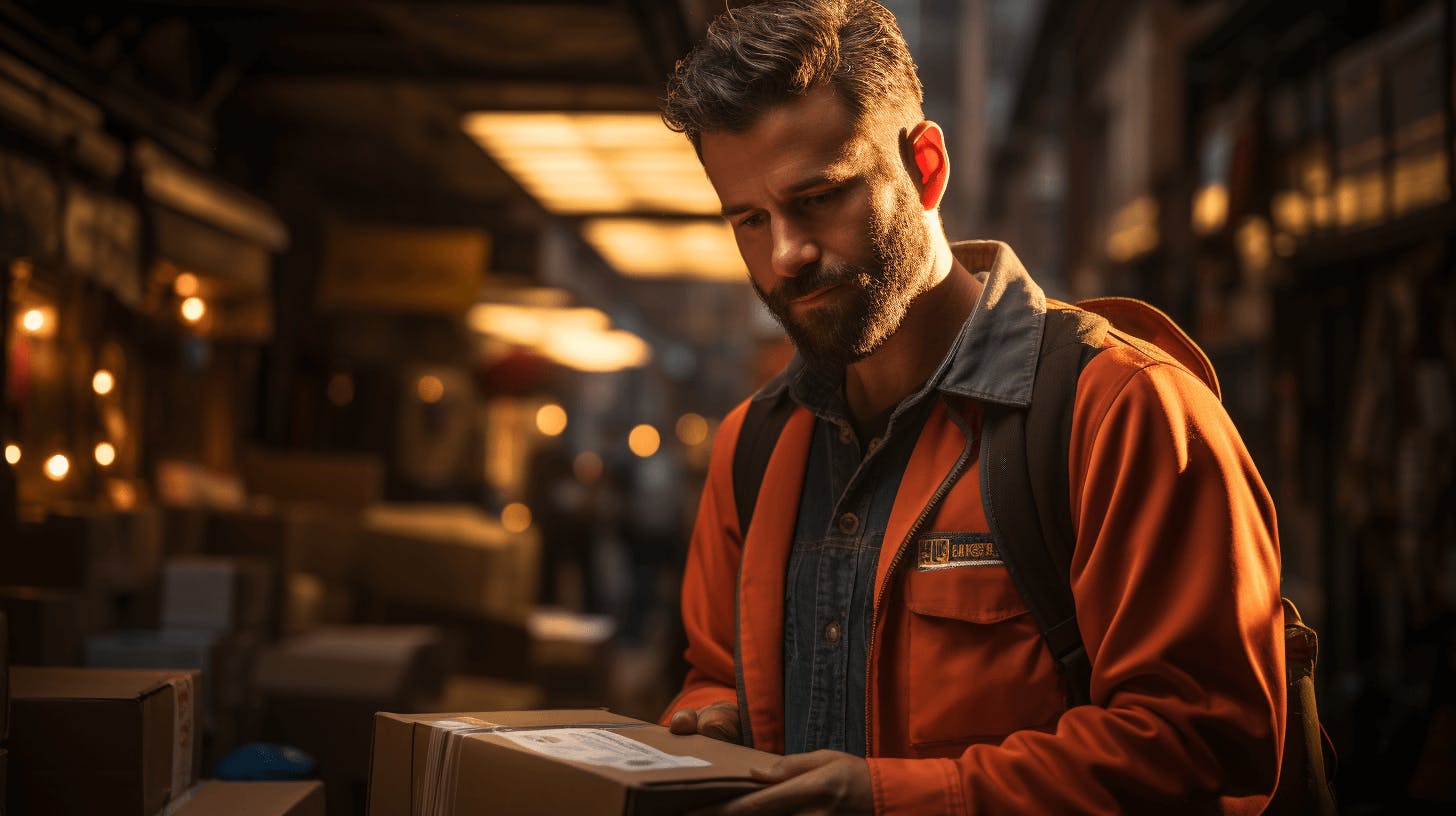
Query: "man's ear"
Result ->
[[903, 121, 949, 210]]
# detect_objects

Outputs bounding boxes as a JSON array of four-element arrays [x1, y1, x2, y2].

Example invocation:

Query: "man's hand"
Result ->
[[697, 750, 873, 816], [667, 701, 742, 743]]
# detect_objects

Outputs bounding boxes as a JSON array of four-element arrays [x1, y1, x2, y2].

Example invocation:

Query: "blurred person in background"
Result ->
[[658, 1, 1286, 813], [619, 451, 686, 646], [526, 438, 601, 612]]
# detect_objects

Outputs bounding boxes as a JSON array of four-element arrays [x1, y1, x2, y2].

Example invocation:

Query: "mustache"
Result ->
[[765, 261, 859, 307]]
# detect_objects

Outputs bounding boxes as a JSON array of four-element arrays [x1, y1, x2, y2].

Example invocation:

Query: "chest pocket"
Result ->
[[904, 550, 1065, 752]]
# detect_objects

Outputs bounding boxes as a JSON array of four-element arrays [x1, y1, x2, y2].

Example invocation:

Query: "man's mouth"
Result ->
[[790, 283, 842, 306]]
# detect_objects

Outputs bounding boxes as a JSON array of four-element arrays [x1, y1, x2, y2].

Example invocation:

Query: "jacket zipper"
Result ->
[[864, 404, 978, 753]]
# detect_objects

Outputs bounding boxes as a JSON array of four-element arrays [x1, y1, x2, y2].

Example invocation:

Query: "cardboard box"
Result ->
[[254, 626, 447, 816], [368, 709, 770, 815], [2, 507, 162, 591], [205, 506, 362, 584], [529, 608, 616, 707], [360, 597, 530, 680], [170, 780, 326, 816], [254, 626, 445, 705], [279, 505, 363, 584], [162, 555, 275, 634], [361, 504, 538, 622], [84, 629, 259, 722], [8, 666, 202, 815], [155, 461, 247, 509], [283, 572, 357, 635], [241, 448, 384, 508], [0, 585, 107, 665], [162, 503, 211, 557], [424, 674, 544, 714]]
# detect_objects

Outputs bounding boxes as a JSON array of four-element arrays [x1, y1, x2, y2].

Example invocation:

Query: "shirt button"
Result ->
[[837, 512, 859, 534], [867, 437, 882, 453], [837, 424, 853, 444], [824, 620, 842, 644]]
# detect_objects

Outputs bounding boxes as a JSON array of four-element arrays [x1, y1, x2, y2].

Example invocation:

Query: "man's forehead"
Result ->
[[699, 88, 886, 185]]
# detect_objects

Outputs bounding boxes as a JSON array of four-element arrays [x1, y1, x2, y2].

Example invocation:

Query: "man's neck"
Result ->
[[842, 242, 982, 435], [842, 245, 982, 432]]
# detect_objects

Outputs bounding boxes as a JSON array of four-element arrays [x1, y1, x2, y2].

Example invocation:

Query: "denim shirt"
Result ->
[[772, 241, 1049, 756], [780, 363, 937, 756]]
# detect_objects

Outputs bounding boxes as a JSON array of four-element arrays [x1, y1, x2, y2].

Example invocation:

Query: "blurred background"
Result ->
[[0, 0, 1451, 813]]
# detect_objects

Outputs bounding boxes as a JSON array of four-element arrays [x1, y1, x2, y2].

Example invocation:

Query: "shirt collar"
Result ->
[[757, 240, 1046, 410]]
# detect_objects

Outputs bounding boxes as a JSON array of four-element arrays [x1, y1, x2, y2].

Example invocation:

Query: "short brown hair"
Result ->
[[662, 0, 924, 152]]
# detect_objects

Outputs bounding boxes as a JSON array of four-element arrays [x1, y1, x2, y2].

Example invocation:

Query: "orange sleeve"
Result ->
[[869, 358, 1286, 814], [658, 399, 752, 723]]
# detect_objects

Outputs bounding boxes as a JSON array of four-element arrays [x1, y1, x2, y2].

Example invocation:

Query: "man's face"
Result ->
[[699, 86, 935, 370]]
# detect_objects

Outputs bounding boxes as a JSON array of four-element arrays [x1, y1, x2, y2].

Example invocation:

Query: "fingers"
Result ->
[[697, 703, 740, 743], [710, 765, 836, 816], [667, 702, 740, 742], [668, 708, 699, 735], [693, 753, 871, 816], [748, 750, 839, 783]]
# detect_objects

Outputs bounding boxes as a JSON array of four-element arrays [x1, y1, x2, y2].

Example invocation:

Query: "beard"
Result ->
[[753, 174, 935, 371]]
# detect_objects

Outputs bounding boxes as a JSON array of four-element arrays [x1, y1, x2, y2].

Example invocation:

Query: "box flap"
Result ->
[[11, 666, 176, 700]]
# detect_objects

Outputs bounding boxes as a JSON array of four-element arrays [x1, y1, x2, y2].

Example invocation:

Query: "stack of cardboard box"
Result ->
[[2, 506, 164, 595], [83, 554, 273, 769], [358, 503, 540, 684], [361, 503, 539, 623], [4, 664, 325, 815], [0, 506, 164, 663], [254, 625, 446, 816], [0, 585, 106, 666], [1, 446, 559, 813], [237, 447, 382, 637]]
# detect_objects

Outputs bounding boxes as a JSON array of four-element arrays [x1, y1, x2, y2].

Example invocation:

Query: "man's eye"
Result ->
[[803, 189, 839, 207], [738, 213, 766, 228]]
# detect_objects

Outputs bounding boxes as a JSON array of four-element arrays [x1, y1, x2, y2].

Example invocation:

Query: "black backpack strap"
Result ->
[[728, 387, 795, 748], [980, 307, 1107, 708], [732, 390, 796, 540]]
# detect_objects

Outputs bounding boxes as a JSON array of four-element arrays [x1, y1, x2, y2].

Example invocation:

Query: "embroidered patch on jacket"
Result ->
[[916, 533, 1002, 570]]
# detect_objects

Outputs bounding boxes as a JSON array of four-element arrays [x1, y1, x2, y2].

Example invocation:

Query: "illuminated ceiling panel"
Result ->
[[467, 300, 651, 373], [581, 218, 745, 282], [461, 112, 720, 216]]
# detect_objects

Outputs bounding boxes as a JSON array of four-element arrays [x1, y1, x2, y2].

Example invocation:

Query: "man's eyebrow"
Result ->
[[718, 166, 857, 216], [787, 169, 852, 194]]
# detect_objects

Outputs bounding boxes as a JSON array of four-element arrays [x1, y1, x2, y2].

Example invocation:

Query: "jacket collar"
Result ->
[[757, 240, 1047, 409]]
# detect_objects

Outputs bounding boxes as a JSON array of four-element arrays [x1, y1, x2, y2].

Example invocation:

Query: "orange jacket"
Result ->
[[664, 242, 1286, 814]]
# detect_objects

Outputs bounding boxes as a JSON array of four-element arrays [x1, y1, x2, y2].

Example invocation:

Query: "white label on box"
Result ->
[[496, 728, 711, 771]]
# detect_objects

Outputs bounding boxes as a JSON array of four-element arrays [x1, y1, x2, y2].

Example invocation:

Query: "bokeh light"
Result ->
[[628, 424, 660, 458], [536, 403, 568, 436]]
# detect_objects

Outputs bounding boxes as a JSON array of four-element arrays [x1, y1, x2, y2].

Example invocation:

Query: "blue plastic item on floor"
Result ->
[[213, 742, 318, 781]]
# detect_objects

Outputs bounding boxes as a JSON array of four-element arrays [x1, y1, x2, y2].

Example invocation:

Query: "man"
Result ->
[[659, 2, 1285, 813]]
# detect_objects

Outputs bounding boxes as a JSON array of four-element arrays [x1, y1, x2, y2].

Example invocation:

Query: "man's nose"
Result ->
[[770, 218, 821, 279]]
